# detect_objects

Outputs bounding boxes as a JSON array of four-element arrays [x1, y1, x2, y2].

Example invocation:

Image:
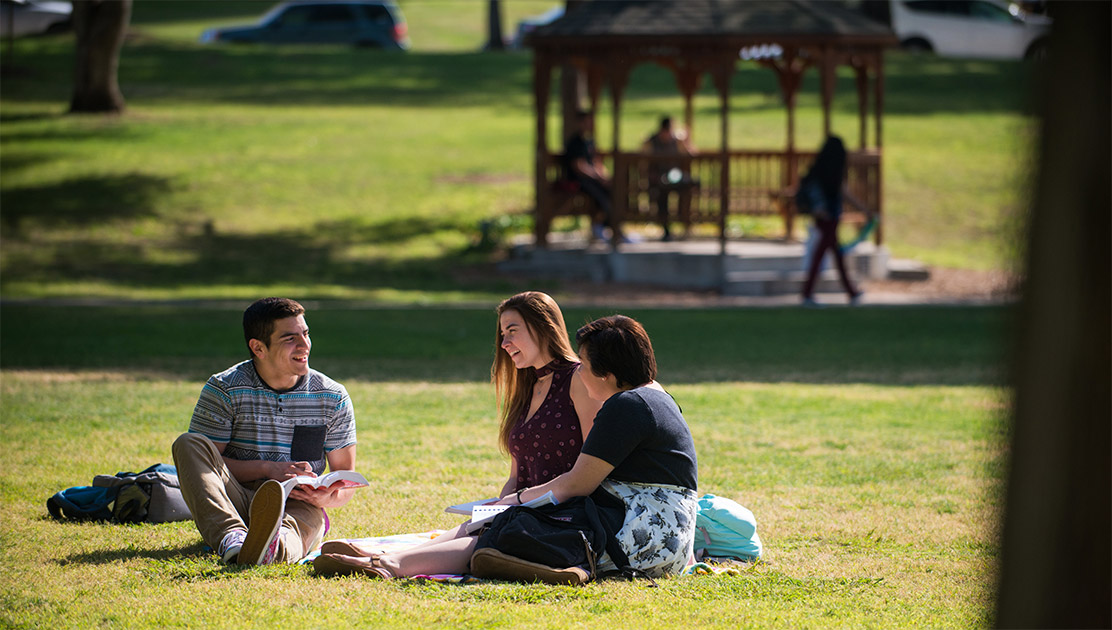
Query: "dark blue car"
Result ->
[[200, 0, 409, 50]]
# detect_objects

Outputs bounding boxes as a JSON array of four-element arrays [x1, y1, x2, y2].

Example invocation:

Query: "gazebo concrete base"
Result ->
[[498, 233, 905, 297]]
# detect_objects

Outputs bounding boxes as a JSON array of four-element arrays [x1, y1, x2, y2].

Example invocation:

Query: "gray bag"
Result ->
[[91, 464, 192, 524]]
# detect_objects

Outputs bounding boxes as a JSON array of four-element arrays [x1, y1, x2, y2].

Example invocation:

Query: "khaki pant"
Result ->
[[172, 432, 325, 563]]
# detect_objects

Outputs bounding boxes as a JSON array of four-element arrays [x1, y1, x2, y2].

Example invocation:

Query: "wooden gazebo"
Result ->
[[527, 0, 897, 250]]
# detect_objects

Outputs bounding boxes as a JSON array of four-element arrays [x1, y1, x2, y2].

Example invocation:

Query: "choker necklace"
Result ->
[[534, 360, 560, 379]]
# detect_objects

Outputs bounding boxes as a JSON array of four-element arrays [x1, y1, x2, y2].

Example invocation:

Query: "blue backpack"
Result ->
[[47, 463, 192, 524], [693, 494, 763, 562]]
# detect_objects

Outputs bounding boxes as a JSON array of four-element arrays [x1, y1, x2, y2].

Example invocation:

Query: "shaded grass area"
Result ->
[[0, 303, 1010, 385]]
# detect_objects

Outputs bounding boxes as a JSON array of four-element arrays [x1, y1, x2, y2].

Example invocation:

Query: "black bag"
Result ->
[[470, 490, 643, 585], [47, 463, 192, 524], [794, 177, 826, 216]]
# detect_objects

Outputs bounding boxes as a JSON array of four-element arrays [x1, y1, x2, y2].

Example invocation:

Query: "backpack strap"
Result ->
[[587, 489, 659, 587]]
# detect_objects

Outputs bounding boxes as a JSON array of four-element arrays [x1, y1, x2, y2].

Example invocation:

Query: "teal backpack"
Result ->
[[693, 494, 763, 562], [47, 463, 192, 524]]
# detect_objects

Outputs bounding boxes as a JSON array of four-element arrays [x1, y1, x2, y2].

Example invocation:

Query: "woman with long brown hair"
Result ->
[[492, 291, 601, 496]]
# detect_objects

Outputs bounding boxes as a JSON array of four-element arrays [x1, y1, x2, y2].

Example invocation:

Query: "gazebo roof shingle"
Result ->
[[529, 0, 895, 44]]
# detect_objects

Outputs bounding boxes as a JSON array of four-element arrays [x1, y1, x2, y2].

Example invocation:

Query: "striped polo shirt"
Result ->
[[189, 360, 356, 475]]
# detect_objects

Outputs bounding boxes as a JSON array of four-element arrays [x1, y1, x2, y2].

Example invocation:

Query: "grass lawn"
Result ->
[[0, 1, 1038, 303], [1, 3, 1019, 627], [0, 303, 1010, 628]]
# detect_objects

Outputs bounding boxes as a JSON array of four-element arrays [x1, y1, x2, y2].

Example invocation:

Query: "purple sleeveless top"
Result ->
[[509, 359, 582, 490]]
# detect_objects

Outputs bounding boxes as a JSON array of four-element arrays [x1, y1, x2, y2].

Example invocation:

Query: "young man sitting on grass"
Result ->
[[173, 297, 359, 565]]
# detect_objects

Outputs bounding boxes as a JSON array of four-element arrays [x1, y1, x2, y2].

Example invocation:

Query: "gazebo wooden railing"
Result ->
[[535, 149, 882, 245]]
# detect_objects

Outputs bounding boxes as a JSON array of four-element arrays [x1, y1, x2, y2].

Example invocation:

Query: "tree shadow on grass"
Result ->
[[0, 111, 66, 124], [0, 152, 58, 176], [1, 172, 173, 234], [1, 212, 508, 296]]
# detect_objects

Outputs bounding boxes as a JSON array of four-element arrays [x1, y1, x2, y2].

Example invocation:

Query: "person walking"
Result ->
[[799, 136, 865, 306]]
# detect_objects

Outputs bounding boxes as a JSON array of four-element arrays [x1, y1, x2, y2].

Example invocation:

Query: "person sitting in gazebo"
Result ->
[[563, 110, 628, 243], [642, 116, 697, 241]]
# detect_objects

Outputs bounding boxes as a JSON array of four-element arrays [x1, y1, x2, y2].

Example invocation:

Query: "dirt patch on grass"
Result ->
[[862, 267, 1020, 302]]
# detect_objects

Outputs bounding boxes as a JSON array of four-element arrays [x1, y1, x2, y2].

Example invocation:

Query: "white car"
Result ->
[[890, 0, 1051, 60], [0, 0, 71, 38]]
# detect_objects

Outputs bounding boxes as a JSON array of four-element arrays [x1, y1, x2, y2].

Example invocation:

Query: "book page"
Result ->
[[464, 491, 559, 533], [445, 498, 499, 515], [281, 470, 369, 492]]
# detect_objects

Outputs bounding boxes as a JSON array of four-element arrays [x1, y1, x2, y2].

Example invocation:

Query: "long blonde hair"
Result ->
[[491, 291, 578, 454]]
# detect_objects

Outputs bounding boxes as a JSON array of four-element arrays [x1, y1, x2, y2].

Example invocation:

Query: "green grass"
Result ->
[[0, 303, 1009, 384], [0, 6, 1021, 622], [0, 304, 1009, 628], [0, 2, 1037, 302]]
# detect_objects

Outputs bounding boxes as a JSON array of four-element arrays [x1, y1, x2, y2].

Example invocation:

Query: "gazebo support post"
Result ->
[[534, 54, 553, 247], [874, 50, 885, 245], [820, 46, 835, 138], [765, 48, 809, 241], [608, 60, 631, 249], [560, 63, 584, 144], [855, 63, 869, 150], [712, 62, 731, 257]]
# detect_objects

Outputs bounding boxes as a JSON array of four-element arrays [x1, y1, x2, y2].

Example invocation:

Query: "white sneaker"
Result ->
[[217, 529, 247, 563]]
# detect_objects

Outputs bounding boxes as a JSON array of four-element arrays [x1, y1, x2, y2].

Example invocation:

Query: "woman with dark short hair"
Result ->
[[558, 315, 699, 576]]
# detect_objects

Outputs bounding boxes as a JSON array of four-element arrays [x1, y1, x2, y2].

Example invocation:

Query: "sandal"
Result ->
[[313, 553, 393, 579], [320, 540, 378, 558]]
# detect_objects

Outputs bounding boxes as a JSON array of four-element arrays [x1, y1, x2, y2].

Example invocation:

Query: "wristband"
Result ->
[[516, 489, 524, 505]]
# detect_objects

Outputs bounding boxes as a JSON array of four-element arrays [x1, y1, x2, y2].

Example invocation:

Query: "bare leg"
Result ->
[[376, 532, 479, 577], [402, 521, 470, 551], [337, 521, 471, 558]]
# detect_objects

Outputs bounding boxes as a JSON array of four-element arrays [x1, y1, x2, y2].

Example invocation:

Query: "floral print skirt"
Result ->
[[596, 479, 698, 578]]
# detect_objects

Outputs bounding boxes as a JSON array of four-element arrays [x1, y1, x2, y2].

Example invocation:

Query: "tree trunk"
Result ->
[[70, 0, 131, 114], [994, 2, 1111, 628], [485, 0, 504, 51]]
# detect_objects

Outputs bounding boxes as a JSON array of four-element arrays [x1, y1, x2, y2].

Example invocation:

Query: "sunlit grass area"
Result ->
[[0, 304, 1008, 629]]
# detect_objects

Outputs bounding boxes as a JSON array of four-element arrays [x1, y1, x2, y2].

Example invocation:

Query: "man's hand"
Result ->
[[268, 460, 314, 481], [289, 481, 349, 508]]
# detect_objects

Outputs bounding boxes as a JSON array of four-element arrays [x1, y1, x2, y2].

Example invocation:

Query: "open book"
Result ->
[[280, 469, 369, 493], [462, 491, 558, 534], [445, 498, 499, 515]]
